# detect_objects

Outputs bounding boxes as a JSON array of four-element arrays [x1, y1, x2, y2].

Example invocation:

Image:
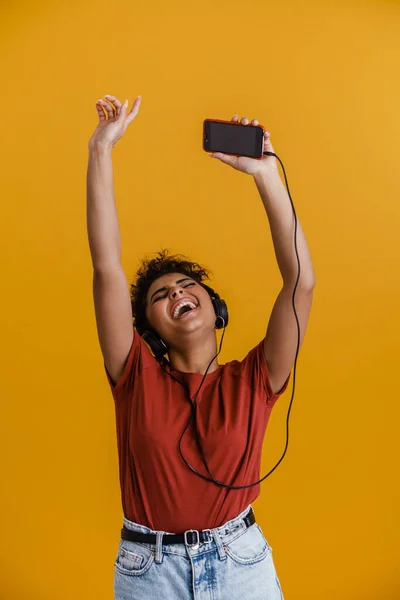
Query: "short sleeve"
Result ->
[[238, 339, 291, 404], [104, 326, 158, 397]]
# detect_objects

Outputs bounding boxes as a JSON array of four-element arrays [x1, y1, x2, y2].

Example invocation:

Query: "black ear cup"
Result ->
[[201, 284, 229, 330], [141, 329, 168, 358], [136, 283, 228, 358]]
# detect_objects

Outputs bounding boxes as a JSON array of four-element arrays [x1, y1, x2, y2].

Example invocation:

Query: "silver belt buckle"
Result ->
[[202, 528, 213, 544], [184, 529, 200, 550]]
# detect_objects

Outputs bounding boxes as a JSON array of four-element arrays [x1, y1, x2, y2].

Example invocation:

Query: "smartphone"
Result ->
[[203, 118, 266, 159]]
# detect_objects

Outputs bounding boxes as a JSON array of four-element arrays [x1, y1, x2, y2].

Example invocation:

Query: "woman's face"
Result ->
[[145, 273, 216, 345]]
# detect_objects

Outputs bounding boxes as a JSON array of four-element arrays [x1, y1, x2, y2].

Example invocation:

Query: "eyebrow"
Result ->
[[150, 277, 193, 302]]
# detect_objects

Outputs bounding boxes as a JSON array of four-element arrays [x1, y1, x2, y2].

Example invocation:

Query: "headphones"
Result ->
[[136, 283, 229, 359]]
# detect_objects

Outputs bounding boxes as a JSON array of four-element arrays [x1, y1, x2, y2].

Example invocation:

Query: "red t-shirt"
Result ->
[[104, 326, 290, 533]]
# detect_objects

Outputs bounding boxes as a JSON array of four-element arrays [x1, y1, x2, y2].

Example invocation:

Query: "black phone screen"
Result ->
[[203, 119, 264, 159]]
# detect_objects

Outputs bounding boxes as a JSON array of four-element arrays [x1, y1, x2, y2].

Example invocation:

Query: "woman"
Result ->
[[87, 94, 315, 599]]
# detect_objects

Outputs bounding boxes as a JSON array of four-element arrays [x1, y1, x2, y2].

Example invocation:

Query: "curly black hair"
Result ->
[[130, 249, 212, 335]]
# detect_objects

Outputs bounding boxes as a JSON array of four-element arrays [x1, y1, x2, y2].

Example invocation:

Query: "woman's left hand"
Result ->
[[210, 115, 278, 176]]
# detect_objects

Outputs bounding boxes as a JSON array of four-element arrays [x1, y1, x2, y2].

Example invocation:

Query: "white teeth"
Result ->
[[172, 299, 197, 319]]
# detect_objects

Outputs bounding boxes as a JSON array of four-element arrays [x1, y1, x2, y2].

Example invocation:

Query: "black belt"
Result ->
[[121, 507, 256, 547]]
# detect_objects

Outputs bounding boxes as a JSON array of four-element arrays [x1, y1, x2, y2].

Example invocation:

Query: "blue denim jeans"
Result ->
[[114, 504, 284, 599]]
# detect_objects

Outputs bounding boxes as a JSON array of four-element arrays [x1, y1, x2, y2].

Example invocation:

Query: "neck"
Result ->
[[167, 336, 220, 374]]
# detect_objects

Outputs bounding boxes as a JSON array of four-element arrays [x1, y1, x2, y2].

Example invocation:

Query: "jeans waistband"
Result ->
[[121, 505, 255, 546]]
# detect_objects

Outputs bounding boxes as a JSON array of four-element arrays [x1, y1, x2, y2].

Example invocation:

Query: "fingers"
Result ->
[[95, 100, 107, 122], [231, 115, 261, 127], [128, 96, 142, 116], [96, 94, 122, 121], [125, 96, 141, 125], [97, 97, 116, 120], [104, 94, 123, 119], [231, 114, 270, 139], [95, 95, 142, 121], [95, 98, 115, 121]]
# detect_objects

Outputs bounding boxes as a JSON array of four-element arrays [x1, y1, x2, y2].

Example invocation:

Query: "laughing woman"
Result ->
[[86, 93, 315, 599]]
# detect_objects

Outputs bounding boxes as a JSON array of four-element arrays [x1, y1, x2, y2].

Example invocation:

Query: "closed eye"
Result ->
[[154, 282, 195, 302]]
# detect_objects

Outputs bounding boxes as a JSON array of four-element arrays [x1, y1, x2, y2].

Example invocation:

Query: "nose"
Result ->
[[170, 287, 184, 298]]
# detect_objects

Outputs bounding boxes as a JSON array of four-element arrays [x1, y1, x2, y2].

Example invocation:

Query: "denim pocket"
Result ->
[[224, 523, 271, 565], [115, 540, 155, 576]]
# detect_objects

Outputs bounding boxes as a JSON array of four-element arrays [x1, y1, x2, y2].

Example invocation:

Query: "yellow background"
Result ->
[[1, 0, 399, 598]]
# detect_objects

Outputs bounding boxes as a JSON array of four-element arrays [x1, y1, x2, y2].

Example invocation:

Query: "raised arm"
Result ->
[[86, 94, 141, 385]]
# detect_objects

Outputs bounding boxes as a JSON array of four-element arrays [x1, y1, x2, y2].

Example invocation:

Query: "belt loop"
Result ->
[[155, 532, 164, 564], [211, 528, 227, 561]]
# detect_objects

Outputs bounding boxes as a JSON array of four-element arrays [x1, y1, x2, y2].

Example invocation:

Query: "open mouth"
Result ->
[[172, 302, 198, 319], [176, 305, 197, 319]]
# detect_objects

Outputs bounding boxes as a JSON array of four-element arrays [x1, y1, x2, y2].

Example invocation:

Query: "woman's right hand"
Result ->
[[88, 94, 141, 151]]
